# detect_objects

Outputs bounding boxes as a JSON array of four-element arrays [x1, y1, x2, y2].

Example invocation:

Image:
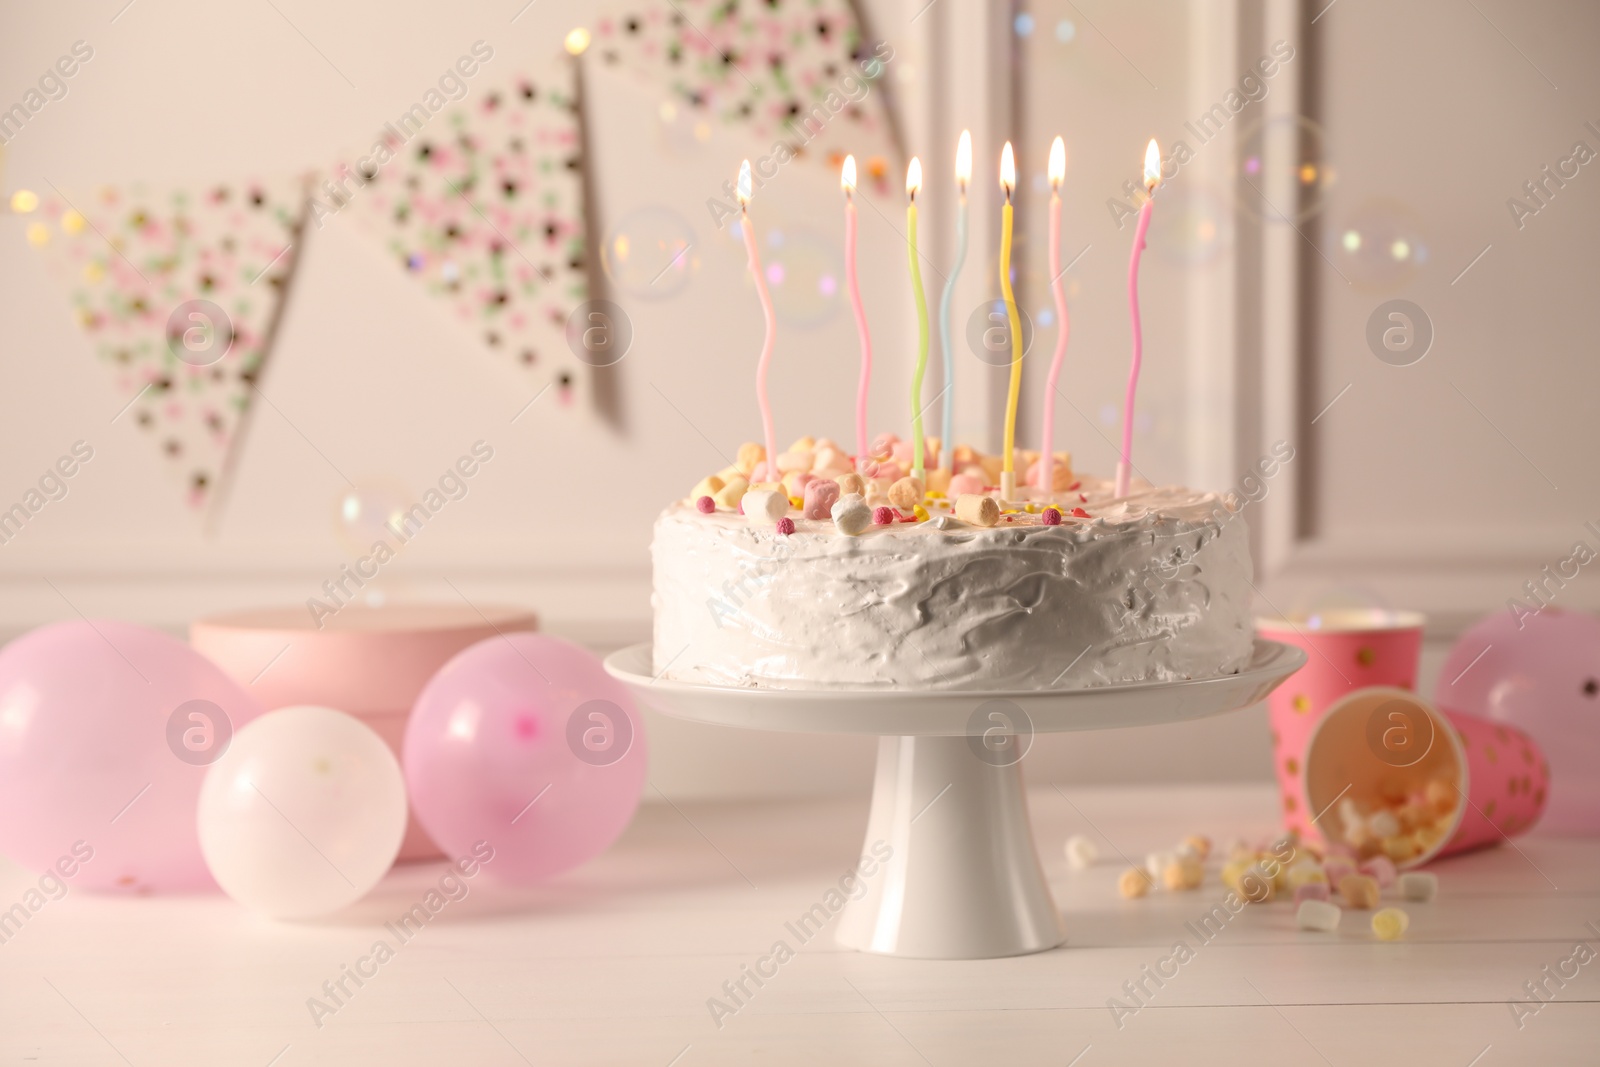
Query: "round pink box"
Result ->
[[191, 603, 538, 862]]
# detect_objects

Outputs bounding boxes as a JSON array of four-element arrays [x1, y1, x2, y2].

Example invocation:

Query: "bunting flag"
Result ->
[[589, 0, 905, 175], [323, 62, 589, 408], [23, 178, 308, 510]]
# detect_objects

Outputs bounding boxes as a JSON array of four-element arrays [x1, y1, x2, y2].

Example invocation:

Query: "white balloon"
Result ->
[[198, 705, 406, 919]]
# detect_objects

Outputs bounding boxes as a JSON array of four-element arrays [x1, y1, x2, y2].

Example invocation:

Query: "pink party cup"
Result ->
[[1256, 610, 1425, 838], [1303, 687, 1548, 866]]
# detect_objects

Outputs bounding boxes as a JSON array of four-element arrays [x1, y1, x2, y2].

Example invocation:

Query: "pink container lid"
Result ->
[[191, 603, 539, 714]]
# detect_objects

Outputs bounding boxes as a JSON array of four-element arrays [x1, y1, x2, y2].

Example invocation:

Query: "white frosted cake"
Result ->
[[651, 438, 1255, 691]]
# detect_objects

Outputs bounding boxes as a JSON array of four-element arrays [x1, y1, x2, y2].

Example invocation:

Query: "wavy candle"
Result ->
[[738, 160, 778, 482], [937, 130, 971, 472], [998, 142, 1023, 500], [842, 156, 872, 464], [1116, 139, 1161, 499], [905, 157, 929, 481], [1037, 136, 1069, 491]]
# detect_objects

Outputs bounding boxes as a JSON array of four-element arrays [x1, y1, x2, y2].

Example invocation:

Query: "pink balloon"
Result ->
[[403, 633, 647, 882], [1436, 608, 1600, 835], [0, 620, 265, 891]]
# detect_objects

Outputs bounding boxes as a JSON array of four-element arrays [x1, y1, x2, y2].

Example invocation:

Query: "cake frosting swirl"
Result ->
[[651, 469, 1254, 691]]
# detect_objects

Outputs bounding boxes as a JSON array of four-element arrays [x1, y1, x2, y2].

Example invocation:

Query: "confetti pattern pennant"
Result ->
[[25, 179, 308, 510], [326, 64, 588, 409], [591, 0, 904, 174]]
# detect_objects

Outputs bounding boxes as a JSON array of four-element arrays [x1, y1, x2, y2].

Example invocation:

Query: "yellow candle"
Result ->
[[998, 142, 1023, 500], [906, 157, 929, 480]]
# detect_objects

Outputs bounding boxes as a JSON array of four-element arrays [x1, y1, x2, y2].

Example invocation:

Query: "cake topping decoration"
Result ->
[[1041, 507, 1062, 526], [835, 471, 866, 497], [955, 494, 1000, 527], [872, 505, 894, 526], [1072, 507, 1090, 518], [695, 495, 716, 515], [831, 494, 871, 535], [803, 479, 840, 520], [888, 476, 924, 511], [775, 517, 795, 536], [743, 487, 789, 523], [735, 442, 765, 477], [713, 476, 749, 511]]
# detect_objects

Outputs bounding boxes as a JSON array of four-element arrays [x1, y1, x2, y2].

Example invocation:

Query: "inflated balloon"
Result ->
[[198, 706, 407, 918], [0, 620, 265, 892], [1437, 609, 1600, 835], [404, 634, 647, 883]]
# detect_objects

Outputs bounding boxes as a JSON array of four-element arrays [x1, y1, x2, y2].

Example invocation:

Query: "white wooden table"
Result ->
[[1, 784, 1594, 1065]]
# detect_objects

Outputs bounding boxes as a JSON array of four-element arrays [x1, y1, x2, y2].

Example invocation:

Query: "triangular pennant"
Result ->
[[588, 0, 904, 174], [324, 63, 588, 407], [24, 178, 308, 510]]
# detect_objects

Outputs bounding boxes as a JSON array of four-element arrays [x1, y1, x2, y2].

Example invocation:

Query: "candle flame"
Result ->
[[955, 129, 972, 189], [564, 27, 591, 56], [906, 156, 922, 200], [1000, 141, 1015, 197], [1143, 138, 1161, 192], [841, 154, 857, 194], [1048, 136, 1065, 189], [737, 160, 752, 207]]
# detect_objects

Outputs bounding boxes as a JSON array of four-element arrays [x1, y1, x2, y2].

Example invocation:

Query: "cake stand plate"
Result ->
[[605, 639, 1305, 960]]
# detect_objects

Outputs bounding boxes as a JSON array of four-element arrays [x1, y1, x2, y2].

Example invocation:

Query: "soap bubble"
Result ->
[[762, 226, 842, 329], [602, 205, 697, 300], [334, 483, 413, 556], [1153, 183, 1231, 266], [1235, 115, 1333, 223], [1329, 200, 1430, 293]]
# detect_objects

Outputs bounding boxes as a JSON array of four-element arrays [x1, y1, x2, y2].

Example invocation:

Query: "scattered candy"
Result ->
[[1296, 899, 1342, 932], [743, 488, 789, 524], [1182, 835, 1212, 861], [1338, 873, 1380, 910], [803, 479, 841, 520], [955, 494, 1000, 527], [889, 476, 925, 511], [948, 472, 985, 497], [1162, 858, 1204, 891], [831, 494, 872, 536], [1071, 507, 1090, 519], [1145, 850, 1175, 880], [1359, 855, 1398, 888], [1399, 871, 1438, 902], [695, 496, 715, 515], [775, 517, 795, 536], [1040, 506, 1062, 526], [1367, 810, 1401, 839], [1118, 868, 1152, 899], [1286, 860, 1328, 890], [787, 435, 816, 453], [691, 474, 725, 500], [713, 476, 749, 511], [814, 446, 851, 474], [872, 506, 894, 526], [1064, 835, 1098, 870], [776, 450, 813, 474], [1371, 906, 1410, 941], [912, 504, 930, 521], [1323, 859, 1355, 887], [1294, 881, 1331, 905]]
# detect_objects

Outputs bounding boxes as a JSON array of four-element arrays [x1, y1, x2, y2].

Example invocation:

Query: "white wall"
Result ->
[[2, 0, 1591, 800]]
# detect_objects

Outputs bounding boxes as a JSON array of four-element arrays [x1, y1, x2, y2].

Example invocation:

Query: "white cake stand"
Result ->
[[605, 639, 1305, 960]]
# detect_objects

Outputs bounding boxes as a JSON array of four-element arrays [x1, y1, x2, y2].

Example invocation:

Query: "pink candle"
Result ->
[[738, 160, 778, 482], [842, 155, 872, 463], [1116, 140, 1161, 499], [1037, 137, 1068, 492]]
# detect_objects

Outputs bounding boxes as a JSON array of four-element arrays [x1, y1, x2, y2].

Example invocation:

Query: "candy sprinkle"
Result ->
[[776, 517, 795, 536], [696, 495, 716, 514], [1041, 507, 1062, 525], [1071, 507, 1090, 518], [872, 506, 894, 525]]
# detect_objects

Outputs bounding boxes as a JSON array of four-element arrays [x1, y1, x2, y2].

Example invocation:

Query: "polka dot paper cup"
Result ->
[[1303, 687, 1549, 866], [1256, 610, 1425, 839]]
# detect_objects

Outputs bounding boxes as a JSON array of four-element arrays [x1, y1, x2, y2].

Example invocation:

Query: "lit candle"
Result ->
[[1116, 139, 1161, 499], [937, 130, 971, 473], [1037, 136, 1068, 492], [998, 142, 1023, 500], [738, 160, 778, 483], [906, 157, 929, 481], [842, 155, 873, 465]]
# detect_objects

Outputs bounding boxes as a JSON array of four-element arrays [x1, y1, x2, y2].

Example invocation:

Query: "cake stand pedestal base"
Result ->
[[837, 735, 1062, 958], [605, 639, 1305, 961]]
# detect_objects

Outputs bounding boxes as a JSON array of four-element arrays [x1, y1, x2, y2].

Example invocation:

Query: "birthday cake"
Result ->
[[650, 436, 1255, 691]]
